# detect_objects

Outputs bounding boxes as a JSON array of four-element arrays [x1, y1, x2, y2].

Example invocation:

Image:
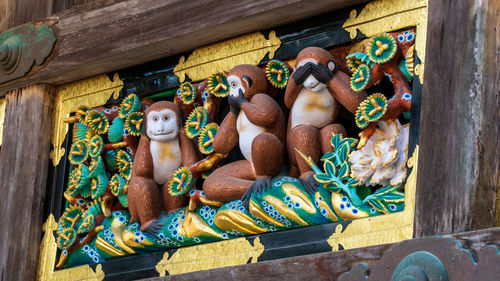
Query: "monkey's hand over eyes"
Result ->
[[311, 62, 334, 84], [228, 89, 248, 114], [292, 62, 313, 85]]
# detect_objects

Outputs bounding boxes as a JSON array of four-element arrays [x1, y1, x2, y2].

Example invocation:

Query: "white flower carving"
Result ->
[[349, 120, 409, 187]]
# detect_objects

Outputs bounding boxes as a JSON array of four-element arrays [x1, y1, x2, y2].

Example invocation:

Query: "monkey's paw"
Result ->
[[143, 219, 164, 238], [241, 177, 272, 209], [299, 173, 320, 194]]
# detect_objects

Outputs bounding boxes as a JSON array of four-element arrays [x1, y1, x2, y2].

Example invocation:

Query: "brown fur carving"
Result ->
[[285, 47, 367, 192], [202, 64, 286, 208], [128, 101, 199, 234]]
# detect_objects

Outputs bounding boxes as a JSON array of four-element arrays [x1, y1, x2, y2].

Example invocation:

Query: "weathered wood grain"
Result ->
[[0, 85, 54, 281], [144, 228, 500, 281], [52, 0, 116, 14], [0, 0, 53, 32], [414, 0, 500, 236], [0, 0, 369, 94]]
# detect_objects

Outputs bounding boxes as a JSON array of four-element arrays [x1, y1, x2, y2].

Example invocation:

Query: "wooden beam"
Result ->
[[143, 228, 500, 281], [414, 0, 500, 236], [0, 85, 54, 281], [0, 0, 368, 94]]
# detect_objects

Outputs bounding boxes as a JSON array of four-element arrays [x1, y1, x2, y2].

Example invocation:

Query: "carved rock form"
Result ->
[[0, 24, 56, 84], [338, 235, 500, 281], [349, 120, 409, 187]]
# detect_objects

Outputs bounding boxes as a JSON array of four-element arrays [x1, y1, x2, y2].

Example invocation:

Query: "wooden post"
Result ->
[[0, 0, 53, 32], [0, 85, 54, 281], [414, 0, 500, 236]]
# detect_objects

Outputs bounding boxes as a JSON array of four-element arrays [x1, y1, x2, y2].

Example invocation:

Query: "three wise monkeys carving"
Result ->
[[128, 46, 368, 232]]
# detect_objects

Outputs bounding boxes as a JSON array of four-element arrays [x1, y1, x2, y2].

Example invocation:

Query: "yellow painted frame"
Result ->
[[37, 0, 428, 279]]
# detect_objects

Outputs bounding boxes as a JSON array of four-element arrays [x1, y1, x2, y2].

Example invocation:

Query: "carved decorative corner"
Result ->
[[338, 234, 500, 280], [0, 98, 5, 146], [328, 146, 418, 251], [342, 0, 427, 83], [37, 214, 105, 281], [156, 237, 265, 276], [0, 24, 56, 84], [50, 73, 123, 166], [174, 31, 281, 82]]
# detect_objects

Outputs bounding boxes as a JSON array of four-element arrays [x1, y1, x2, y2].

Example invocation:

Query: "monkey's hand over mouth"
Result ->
[[311, 62, 334, 84], [228, 89, 248, 115]]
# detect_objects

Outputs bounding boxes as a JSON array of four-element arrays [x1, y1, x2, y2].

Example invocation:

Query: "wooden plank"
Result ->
[[0, 0, 369, 94], [0, 0, 53, 32], [414, 0, 500, 236], [143, 228, 500, 281], [52, 0, 113, 14], [0, 85, 54, 281]]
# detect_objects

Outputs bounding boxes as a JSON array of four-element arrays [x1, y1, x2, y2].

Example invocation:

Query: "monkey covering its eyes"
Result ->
[[285, 47, 367, 193]]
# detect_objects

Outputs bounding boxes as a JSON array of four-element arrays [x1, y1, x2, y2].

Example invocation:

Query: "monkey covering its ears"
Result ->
[[127, 101, 199, 234], [285, 47, 367, 193], [202, 64, 286, 209]]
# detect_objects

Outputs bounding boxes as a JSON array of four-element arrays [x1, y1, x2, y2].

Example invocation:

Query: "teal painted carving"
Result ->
[[391, 251, 448, 281], [0, 24, 56, 84], [337, 237, 500, 280]]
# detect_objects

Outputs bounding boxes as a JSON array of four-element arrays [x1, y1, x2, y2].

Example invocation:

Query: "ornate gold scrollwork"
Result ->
[[174, 31, 281, 82], [156, 237, 265, 276]]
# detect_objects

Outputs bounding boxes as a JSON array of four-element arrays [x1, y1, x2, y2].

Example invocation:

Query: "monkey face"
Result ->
[[294, 58, 336, 92], [146, 109, 179, 142], [227, 64, 268, 100], [228, 75, 246, 98]]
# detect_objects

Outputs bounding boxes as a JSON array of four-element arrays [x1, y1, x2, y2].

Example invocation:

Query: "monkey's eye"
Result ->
[[162, 115, 169, 121], [231, 82, 237, 88], [153, 116, 159, 122]]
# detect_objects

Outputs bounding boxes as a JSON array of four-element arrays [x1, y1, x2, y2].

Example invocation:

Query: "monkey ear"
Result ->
[[327, 60, 336, 72], [242, 75, 253, 88], [141, 114, 148, 136]]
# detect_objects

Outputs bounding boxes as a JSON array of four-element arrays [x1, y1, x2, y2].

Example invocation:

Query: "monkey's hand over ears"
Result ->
[[312, 62, 334, 84]]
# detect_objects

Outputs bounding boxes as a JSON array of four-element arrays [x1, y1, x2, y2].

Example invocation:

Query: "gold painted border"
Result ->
[[174, 31, 281, 83], [156, 237, 265, 276]]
